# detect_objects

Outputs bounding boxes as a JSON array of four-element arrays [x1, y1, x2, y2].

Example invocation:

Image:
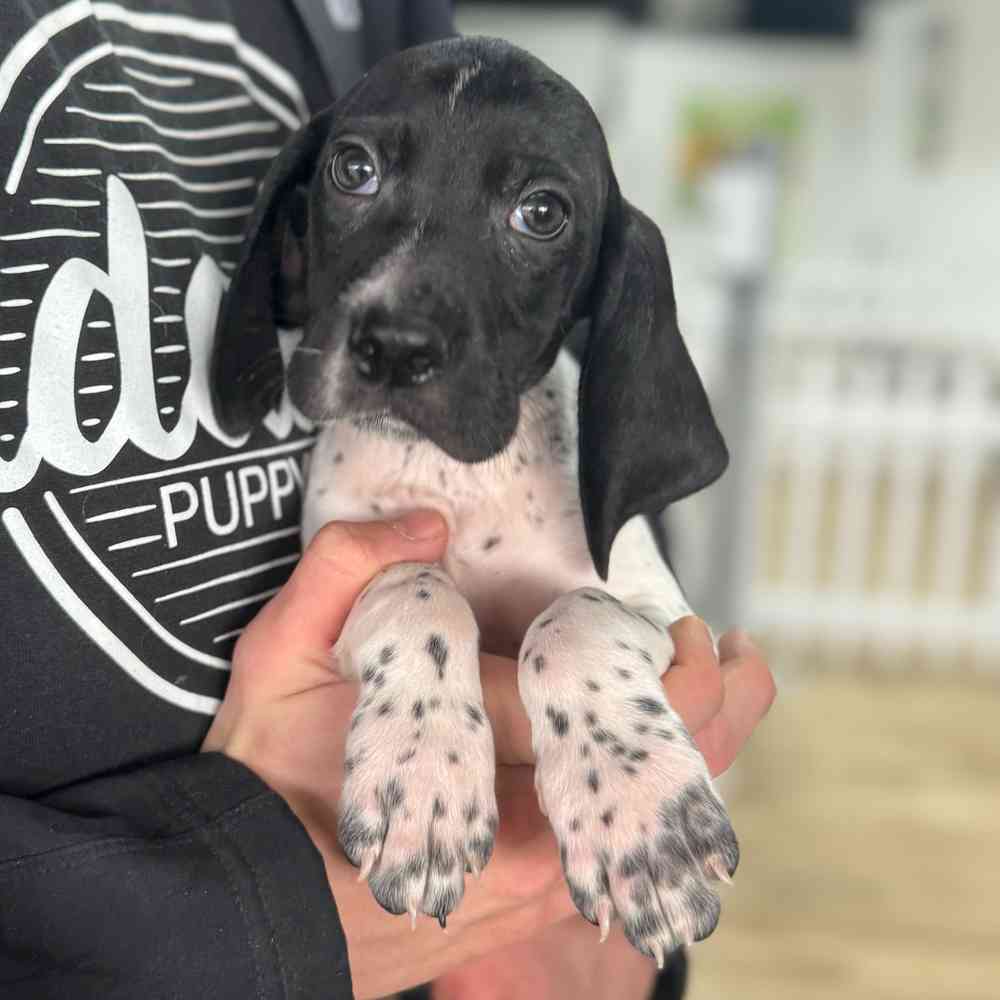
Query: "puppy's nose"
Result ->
[[349, 324, 445, 387]]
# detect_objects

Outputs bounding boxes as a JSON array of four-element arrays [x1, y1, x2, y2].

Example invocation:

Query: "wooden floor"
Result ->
[[687, 669, 1000, 1000]]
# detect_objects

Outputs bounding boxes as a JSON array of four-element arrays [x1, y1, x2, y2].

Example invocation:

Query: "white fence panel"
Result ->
[[742, 299, 1000, 671]]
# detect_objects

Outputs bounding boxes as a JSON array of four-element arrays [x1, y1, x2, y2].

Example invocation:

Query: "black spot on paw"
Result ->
[[617, 668, 633, 680], [412, 699, 425, 720], [337, 805, 380, 865], [396, 747, 416, 765], [432, 796, 447, 820], [686, 880, 722, 941], [600, 808, 615, 827], [417, 588, 431, 599], [537, 617, 553, 629], [653, 828, 692, 888], [533, 654, 546, 674], [618, 846, 649, 878], [447, 750, 460, 765], [378, 778, 405, 814], [622, 906, 666, 950], [373, 671, 386, 689], [580, 742, 591, 758], [569, 816, 582, 833], [585, 679, 601, 692], [404, 854, 427, 880], [467, 834, 494, 870], [628, 748, 649, 762], [482, 535, 501, 551], [430, 841, 456, 876], [380, 644, 396, 665], [587, 769, 600, 794], [546, 705, 569, 736], [428, 697, 441, 711], [632, 696, 666, 716], [369, 864, 414, 916], [677, 785, 739, 875], [597, 865, 611, 894], [566, 876, 597, 923], [426, 633, 448, 679], [377, 700, 393, 717], [462, 800, 480, 825], [615, 639, 632, 651], [639, 648, 654, 665], [361, 663, 377, 684], [465, 703, 484, 728]]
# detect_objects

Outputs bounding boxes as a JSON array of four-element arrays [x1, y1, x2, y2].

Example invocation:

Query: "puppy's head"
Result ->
[[213, 36, 726, 577]]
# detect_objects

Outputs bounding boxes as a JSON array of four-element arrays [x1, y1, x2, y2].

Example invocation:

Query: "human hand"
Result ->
[[203, 511, 776, 999]]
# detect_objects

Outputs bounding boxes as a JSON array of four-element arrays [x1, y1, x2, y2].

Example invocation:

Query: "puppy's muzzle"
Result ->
[[348, 316, 447, 388]]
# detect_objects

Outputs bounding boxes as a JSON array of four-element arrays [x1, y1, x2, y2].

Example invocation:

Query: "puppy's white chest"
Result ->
[[302, 352, 597, 652]]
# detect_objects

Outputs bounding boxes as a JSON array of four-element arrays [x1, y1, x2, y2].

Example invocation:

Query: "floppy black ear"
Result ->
[[211, 109, 334, 436], [579, 179, 728, 579]]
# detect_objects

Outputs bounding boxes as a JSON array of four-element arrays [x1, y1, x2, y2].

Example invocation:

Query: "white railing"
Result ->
[[711, 273, 1000, 672]]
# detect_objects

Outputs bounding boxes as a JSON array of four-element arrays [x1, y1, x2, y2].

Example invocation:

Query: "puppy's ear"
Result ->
[[212, 109, 334, 436], [579, 178, 728, 579]]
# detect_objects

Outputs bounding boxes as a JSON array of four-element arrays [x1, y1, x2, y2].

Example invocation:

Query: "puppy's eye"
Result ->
[[510, 191, 567, 240], [331, 146, 379, 195]]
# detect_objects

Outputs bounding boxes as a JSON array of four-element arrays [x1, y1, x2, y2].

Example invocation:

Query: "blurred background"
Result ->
[[454, 1, 1000, 997]]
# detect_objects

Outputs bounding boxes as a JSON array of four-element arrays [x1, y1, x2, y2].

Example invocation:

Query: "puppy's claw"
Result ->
[[437, 913, 448, 931], [706, 856, 733, 885], [409, 903, 418, 931], [357, 846, 379, 882], [596, 897, 613, 943], [651, 940, 665, 971]]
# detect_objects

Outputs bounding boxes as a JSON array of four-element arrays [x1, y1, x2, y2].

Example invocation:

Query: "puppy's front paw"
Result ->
[[520, 591, 738, 963], [337, 680, 499, 925], [334, 566, 499, 926]]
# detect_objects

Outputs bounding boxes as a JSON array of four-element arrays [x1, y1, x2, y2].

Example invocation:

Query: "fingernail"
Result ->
[[393, 509, 447, 541], [724, 629, 757, 654]]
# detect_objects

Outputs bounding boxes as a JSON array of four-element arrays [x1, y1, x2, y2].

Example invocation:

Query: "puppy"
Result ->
[[213, 36, 737, 965]]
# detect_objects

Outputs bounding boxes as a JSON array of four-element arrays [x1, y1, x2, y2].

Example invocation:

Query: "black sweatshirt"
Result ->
[[0, 2, 453, 997]]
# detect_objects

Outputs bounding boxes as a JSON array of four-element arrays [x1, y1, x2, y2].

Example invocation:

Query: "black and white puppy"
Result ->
[[213, 36, 737, 965]]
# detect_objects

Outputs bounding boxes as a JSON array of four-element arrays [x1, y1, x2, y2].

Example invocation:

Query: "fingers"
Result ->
[[693, 630, 777, 777], [240, 511, 448, 663], [663, 616, 724, 734]]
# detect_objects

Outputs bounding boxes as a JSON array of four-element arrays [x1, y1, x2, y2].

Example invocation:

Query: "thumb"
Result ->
[[241, 511, 448, 663]]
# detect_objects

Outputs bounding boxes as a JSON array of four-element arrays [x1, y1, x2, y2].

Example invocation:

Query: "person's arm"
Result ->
[[0, 755, 352, 999]]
